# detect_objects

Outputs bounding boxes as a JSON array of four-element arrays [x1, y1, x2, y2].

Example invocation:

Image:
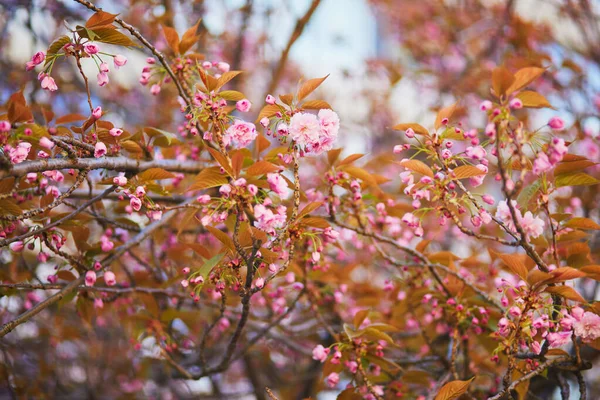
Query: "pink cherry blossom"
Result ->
[[41, 76, 58, 92], [267, 173, 288, 196], [83, 43, 100, 55], [224, 120, 257, 148], [289, 112, 320, 148], [325, 372, 339, 388], [574, 312, 600, 342], [97, 72, 109, 87], [236, 99, 251, 112], [109, 128, 123, 137], [130, 196, 142, 211]]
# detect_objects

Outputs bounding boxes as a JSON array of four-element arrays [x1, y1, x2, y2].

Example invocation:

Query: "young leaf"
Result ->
[[162, 25, 180, 54], [219, 90, 246, 101], [187, 167, 229, 191], [452, 165, 486, 180], [434, 377, 475, 400], [398, 159, 434, 178], [302, 100, 332, 110], [298, 75, 329, 101], [434, 102, 457, 130], [555, 172, 599, 187], [516, 91, 554, 109], [137, 168, 175, 181], [85, 10, 118, 29], [205, 226, 235, 251], [554, 158, 595, 175], [506, 67, 546, 94], [392, 123, 428, 136], [491, 66, 515, 98], [246, 160, 281, 176], [179, 20, 202, 54], [255, 104, 280, 123], [496, 253, 529, 281], [545, 286, 586, 303], [564, 217, 600, 230], [216, 71, 243, 90], [338, 154, 365, 167]]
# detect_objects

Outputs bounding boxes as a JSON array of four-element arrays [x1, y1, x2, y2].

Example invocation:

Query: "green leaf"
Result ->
[[555, 172, 600, 187]]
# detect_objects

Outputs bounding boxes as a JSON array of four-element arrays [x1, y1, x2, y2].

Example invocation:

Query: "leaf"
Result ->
[[434, 377, 475, 400], [506, 67, 546, 94], [255, 104, 280, 123], [207, 147, 233, 177], [162, 25, 180, 54], [527, 269, 553, 287], [392, 123, 428, 136], [145, 127, 181, 147], [297, 202, 323, 220], [279, 94, 294, 105], [0, 199, 22, 216], [434, 102, 457, 130], [187, 167, 229, 191], [46, 36, 70, 61], [327, 148, 343, 166], [554, 159, 596, 175], [179, 19, 201, 54], [555, 172, 599, 187], [7, 91, 33, 124], [302, 100, 332, 110], [545, 286, 586, 303], [353, 309, 370, 328], [336, 388, 362, 400], [564, 217, 600, 230], [57, 270, 77, 281], [452, 165, 486, 180], [516, 91, 554, 109], [298, 75, 329, 101], [137, 168, 175, 181], [246, 160, 280, 176], [344, 166, 378, 186], [338, 153, 364, 167], [216, 71, 243, 90], [579, 265, 600, 280], [362, 327, 395, 344], [197, 253, 225, 280], [219, 90, 246, 101], [205, 226, 234, 251], [79, 27, 138, 47], [120, 140, 143, 154], [86, 10, 118, 29], [55, 113, 88, 125], [492, 66, 515, 97], [399, 159, 434, 178], [548, 267, 586, 283], [298, 217, 330, 229], [497, 253, 529, 281]]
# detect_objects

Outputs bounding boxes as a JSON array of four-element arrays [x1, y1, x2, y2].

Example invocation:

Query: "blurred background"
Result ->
[[2, 0, 600, 398]]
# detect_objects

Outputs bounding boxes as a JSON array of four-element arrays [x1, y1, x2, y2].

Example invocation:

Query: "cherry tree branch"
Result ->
[[0, 197, 190, 337], [0, 156, 205, 179]]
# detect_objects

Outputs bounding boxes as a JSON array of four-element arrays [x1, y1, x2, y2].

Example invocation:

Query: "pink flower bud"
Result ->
[[92, 106, 102, 120], [113, 176, 127, 186], [265, 94, 276, 104], [39, 136, 55, 149], [113, 54, 127, 68], [548, 116, 565, 130], [94, 142, 107, 158], [85, 270, 97, 287], [84, 43, 100, 55], [103, 271, 116, 286]]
